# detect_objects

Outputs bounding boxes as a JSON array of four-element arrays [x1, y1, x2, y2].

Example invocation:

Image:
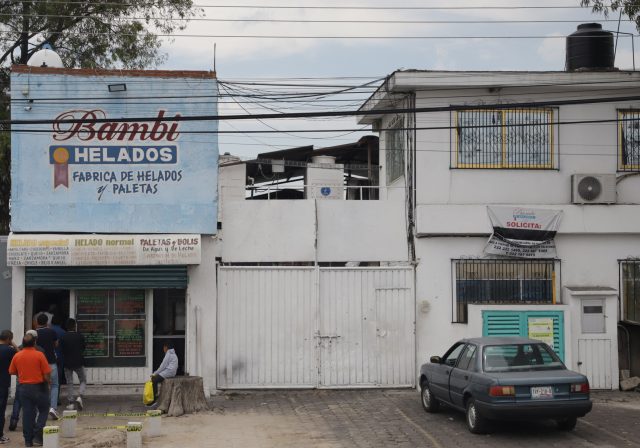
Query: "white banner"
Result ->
[[484, 206, 562, 259], [7, 234, 201, 266]]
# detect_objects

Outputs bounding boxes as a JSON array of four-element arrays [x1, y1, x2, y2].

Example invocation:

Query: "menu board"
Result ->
[[115, 291, 145, 315], [76, 291, 109, 315], [115, 319, 145, 357], [77, 320, 109, 358]]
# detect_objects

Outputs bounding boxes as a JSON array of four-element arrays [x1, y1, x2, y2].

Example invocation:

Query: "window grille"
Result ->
[[620, 260, 640, 323], [619, 110, 640, 171], [453, 109, 555, 169], [452, 259, 557, 323], [385, 118, 405, 184]]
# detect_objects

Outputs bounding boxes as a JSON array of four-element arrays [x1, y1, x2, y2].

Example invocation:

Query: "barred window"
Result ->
[[385, 118, 405, 184], [453, 259, 557, 323], [619, 110, 640, 171], [621, 260, 640, 323], [454, 109, 555, 169]]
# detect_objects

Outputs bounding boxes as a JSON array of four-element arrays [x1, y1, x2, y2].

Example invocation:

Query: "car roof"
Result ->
[[461, 336, 547, 346]]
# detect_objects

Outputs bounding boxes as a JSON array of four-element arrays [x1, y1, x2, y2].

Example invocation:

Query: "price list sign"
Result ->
[[115, 291, 145, 315], [76, 291, 109, 315], [115, 319, 145, 357], [77, 320, 109, 358]]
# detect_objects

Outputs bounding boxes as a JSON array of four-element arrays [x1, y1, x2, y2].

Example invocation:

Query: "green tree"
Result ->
[[581, 0, 640, 29], [0, 0, 200, 233]]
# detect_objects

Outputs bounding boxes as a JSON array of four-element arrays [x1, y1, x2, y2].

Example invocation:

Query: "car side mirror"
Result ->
[[430, 356, 442, 364]]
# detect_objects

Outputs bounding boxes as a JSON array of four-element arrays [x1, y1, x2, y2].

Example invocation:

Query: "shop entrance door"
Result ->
[[31, 289, 70, 329], [152, 289, 186, 375]]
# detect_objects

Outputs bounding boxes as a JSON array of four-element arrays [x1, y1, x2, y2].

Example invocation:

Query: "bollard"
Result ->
[[43, 426, 59, 448], [146, 410, 162, 437], [126, 422, 143, 448], [61, 410, 77, 438]]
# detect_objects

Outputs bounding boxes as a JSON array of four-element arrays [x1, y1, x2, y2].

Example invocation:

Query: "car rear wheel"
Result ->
[[556, 417, 577, 431], [420, 382, 439, 413], [465, 398, 489, 434]]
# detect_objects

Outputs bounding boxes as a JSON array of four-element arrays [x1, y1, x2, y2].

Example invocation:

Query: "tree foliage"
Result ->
[[581, 0, 640, 30], [0, 0, 200, 233]]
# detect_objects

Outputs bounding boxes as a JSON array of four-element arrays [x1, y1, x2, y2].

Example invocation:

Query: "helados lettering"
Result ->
[[53, 110, 181, 142]]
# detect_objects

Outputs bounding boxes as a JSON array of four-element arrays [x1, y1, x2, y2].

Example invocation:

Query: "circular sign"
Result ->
[[320, 187, 331, 196]]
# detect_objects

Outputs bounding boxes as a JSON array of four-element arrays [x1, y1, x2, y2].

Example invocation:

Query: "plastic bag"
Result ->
[[143, 380, 154, 405]]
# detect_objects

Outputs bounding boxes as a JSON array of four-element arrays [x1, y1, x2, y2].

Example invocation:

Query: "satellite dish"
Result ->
[[27, 49, 64, 68], [577, 176, 602, 201]]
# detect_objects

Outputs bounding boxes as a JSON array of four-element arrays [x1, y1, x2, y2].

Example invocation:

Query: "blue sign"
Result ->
[[10, 68, 218, 234]]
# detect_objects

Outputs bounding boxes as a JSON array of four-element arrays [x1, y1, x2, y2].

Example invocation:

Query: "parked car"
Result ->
[[419, 337, 592, 434]]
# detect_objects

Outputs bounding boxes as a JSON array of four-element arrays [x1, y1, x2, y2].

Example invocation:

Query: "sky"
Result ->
[[153, 0, 640, 159]]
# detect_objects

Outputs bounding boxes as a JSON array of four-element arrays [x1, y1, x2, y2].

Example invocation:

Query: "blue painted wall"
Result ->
[[10, 70, 218, 234]]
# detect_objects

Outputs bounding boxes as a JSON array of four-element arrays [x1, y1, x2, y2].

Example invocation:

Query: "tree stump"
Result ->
[[156, 376, 209, 417]]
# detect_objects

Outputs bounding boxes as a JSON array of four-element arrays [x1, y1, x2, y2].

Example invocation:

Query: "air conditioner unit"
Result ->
[[571, 174, 617, 204]]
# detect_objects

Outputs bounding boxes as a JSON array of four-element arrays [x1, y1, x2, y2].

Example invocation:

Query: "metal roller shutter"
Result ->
[[25, 266, 188, 289]]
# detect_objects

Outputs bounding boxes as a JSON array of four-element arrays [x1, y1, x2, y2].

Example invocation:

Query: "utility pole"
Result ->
[[20, 0, 30, 64]]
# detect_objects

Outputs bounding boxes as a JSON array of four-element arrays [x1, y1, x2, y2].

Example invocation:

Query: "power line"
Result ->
[[0, 14, 630, 25], [2, 30, 636, 39], [7, 93, 640, 126]]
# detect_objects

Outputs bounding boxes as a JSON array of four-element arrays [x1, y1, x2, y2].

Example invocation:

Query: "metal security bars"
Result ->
[[620, 260, 640, 324], [385, 116, 405, 184], [453, 108, 555, 169], [618, 110, 640, 171], [452, 259, 557, 323]]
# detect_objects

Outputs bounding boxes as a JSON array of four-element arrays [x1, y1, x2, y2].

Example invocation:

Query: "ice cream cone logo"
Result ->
[[52, 146, 70, 188]]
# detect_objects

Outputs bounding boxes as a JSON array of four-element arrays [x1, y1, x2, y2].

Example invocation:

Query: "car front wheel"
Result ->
[[556, 417, 577, 431], [465, 398, 490, 434], [421, 383, 439, 413]]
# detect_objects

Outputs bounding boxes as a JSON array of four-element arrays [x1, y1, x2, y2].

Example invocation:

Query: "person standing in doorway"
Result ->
[[0, 330, 18, 444], [34, 314, 59, 420], [9, 333, 51, 447], [49, 316, 66, 389], [60, 319, 86, 410], [147, 341, 178, 407]]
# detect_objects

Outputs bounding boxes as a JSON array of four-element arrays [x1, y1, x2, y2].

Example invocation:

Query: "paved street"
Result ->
[[3, 389, 640, 447], [208, 389, 640, 448]]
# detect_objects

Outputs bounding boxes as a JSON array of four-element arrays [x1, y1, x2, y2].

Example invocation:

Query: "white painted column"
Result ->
[[186, 236, 218, 395]]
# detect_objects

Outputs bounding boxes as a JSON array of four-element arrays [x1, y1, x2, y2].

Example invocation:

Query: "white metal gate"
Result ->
[[217, 266, 414, 389], [577, 339, 613, 390]]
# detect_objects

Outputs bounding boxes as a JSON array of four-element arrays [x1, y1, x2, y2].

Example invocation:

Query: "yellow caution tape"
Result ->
[[84, 425, 128, 431], [78, 412, 150, 418], [43, 427, 60, 435]]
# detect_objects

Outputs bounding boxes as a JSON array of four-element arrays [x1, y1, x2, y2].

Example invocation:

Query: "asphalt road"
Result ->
[[212, 389, 640, 447]]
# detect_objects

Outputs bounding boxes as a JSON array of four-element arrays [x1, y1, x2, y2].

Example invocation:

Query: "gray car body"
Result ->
[[419, 336, 593, 420]]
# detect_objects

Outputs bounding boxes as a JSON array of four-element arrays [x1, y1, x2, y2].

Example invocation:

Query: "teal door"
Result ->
[[482, 310, 565, 361]]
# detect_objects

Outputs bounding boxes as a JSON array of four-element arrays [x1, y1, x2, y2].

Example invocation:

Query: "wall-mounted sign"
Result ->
[[484, 206, 562, 259], [77, 320, 109, 358], [76, 291, 109, 315], [114, 319, 145, 357], [115, 290, 145, 315], [7, 233, 200, 266], [10, 67, 218, 234], [527, 317, 555, 349]]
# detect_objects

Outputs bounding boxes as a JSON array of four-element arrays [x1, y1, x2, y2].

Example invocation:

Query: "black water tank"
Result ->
[[565, 23, 615, 71]]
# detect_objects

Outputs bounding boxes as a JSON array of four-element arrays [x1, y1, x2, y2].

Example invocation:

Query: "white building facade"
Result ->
[[360, 70, 640, 390]]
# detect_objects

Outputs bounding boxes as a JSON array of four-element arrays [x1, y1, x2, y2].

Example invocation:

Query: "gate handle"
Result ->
[[577, 362, 583, 366]]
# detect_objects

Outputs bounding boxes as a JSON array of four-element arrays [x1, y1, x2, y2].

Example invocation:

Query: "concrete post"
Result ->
[[126, 422, 143, 448], [43, 426, 59, 448], [146, 410, 162, 437], [61, 410, 77, 438]]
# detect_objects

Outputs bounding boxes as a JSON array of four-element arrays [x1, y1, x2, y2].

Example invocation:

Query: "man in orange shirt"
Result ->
[[8, 333, 51, 447]]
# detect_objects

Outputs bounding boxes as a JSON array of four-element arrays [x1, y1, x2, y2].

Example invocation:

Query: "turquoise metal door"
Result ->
[[482, 310, 565, 361]]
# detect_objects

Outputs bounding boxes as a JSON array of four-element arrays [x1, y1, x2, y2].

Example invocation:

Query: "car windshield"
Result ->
[[483, 343, 564, 372]]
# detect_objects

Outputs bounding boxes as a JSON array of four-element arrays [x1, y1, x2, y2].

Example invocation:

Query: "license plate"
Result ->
[[531, 386, 553, 399]]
